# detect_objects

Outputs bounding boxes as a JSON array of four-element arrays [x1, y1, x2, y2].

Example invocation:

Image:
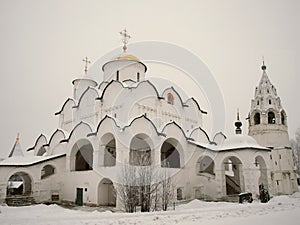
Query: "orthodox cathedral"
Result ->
[[0, 31, 298, 208]]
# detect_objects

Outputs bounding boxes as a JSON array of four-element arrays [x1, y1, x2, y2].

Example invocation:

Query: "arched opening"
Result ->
[[197, 156, 214, 175], [167, 93, 174, 105], [268, 111, 275, 124], [41, 165, 56, 179], [281, 111, 286, 125], [101, 133, 116, 167], [71, 139, 93, 171], [255, 156, 268, 192], [7, 172, 32, 196], [161, 138, 182, 168], [223, 156, 244, 195], [130, 134, 152, 166], [98, 178, 116, 206], [37, 146, 46, 156], [254, 112, 261, 125]]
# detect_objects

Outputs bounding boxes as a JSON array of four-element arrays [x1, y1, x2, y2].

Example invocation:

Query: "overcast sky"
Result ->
[[0, 0, 299, 158]]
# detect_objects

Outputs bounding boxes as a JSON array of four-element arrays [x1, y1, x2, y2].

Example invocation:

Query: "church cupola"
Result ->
[[235, 110, 242, 134], [248, 60, 289, 147], [72, 57, 98, 100], [102, 29, 147, 83]]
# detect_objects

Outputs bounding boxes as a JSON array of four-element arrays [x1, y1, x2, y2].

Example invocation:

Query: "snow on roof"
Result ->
[[220, 134, 269, 151], [0, 153, 66, 166], [189, 134, 269, 152]]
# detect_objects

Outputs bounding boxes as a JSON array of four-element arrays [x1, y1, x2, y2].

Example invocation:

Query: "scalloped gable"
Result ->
[[61, 121, 93, 143], [90, 115, 121, 136], [97, 80, 124, 101], [185, 97, 207, 114], [161, 121, 191, 140], [212, 132, 227, 145], [55, 98, 76, 115], [46, 129, 67, 148], [189, 127, 211, 144], [162, 86, 186, 108], [123, 114, 165, 137], [27, 134, 47, 153], [74, 86, 99, 108]]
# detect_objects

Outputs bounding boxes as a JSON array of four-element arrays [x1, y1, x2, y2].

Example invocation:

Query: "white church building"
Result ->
[[0, 33, 298, 208]]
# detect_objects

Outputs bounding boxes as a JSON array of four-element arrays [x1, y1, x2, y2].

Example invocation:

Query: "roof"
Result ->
[[0, 153, 66, 167], [220, 134, 269, 151], [8, 140, 24, 158], [114, 54, 140, 61]]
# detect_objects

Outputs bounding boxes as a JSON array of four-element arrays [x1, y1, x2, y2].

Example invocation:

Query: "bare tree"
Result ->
[[291, 128, 300, 175]]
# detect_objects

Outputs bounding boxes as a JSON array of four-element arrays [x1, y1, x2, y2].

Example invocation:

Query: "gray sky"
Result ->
[[0, 0, 299, 158]]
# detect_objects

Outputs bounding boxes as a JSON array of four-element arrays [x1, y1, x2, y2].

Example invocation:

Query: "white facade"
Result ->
[[0, 47, 297, 208]]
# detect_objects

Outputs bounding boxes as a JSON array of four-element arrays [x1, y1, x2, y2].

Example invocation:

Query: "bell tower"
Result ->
[[248, 61, 289, 147], [248, 61, 297, 195]]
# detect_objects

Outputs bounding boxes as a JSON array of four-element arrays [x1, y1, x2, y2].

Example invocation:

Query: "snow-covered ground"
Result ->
[[1, 193, 300, 225]]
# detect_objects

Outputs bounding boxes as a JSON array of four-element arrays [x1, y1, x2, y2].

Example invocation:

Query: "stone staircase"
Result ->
[[6, 195, 36, 206]]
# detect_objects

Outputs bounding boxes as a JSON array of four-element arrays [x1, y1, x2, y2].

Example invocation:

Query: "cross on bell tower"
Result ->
[[119, 28, 131, 52], [82, 57, 91, 75]]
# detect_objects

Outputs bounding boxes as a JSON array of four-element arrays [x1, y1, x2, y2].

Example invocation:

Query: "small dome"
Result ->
[[114, 54, 140, 62], [220, 134, 266, 150]]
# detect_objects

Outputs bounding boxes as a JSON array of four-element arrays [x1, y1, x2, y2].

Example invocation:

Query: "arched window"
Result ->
[[71, 139, 94, 171], [161, 139, 181, 168], [41, 165, 55, 179], [281, 111, 286, 125], [268, 111, 275, 124], [167, 93, 174, 105], [254, 112, 260, 125], [269, 99, 272, 105]]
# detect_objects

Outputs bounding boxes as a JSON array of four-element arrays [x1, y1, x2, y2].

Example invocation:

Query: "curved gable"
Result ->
[[162, 86, 185, 108], [63, 121, 93, 143], [55, 98, 76, 115], [161, 121, 189, 140], [27, 134, 47, 156], [76, 86, 99, 108], [212, 132, 227, 145], [98, 80, 124, 102], [48, 129, 67, 148], [189, 127, 210, 144], [185, 97, 207, 114]]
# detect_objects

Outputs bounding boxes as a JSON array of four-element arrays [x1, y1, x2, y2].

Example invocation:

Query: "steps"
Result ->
[[6, 195, 36, 206]]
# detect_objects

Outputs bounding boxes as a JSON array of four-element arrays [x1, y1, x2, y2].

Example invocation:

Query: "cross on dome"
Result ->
[[119, 28, 131, 52], [82, 57, 91, 75]]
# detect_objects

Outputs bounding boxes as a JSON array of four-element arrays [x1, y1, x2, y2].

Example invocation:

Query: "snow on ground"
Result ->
[[1, 193, 300, 225]]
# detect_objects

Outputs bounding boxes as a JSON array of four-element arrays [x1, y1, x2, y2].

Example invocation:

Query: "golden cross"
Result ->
[[119, 28, 131, 52], [82, 57, 91, 75]]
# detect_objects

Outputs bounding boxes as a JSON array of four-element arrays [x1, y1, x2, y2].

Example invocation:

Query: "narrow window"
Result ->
[[268, 111, 275, 124], [281, 111, 285, 125], [270, 155, 272, 160], [167, 93, 174, 105], [116, 70, 119, 81], [269, 99, 271, 104], [254, 113, 260, 125], [275, 161, 277, 166], [257, 100, 259, 105], [137, 72, 140, 82], [177, 188, 183, 200], [276, 180, 279, 186], [279, 154, 281, 159], [267, 89, 269, 93]]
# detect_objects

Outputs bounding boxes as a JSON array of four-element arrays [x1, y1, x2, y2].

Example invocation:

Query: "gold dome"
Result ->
[[114, 54, 140, 62]]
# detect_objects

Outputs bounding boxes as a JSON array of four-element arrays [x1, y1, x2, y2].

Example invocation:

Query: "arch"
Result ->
[[254, 112, 261, 125], [197, 155, 215, 175], [7, 172, 32, 196], [71, 139, 94, 171], [98, 178, 116, 206], [41, 165, 56, 179], [222, 156, 244, 195], [129, 134, 153, 166], [101, 133, 116, 167], [255, 155, 268, 191], [160, 138, 182, 168], [268, 111, 275, 124]]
